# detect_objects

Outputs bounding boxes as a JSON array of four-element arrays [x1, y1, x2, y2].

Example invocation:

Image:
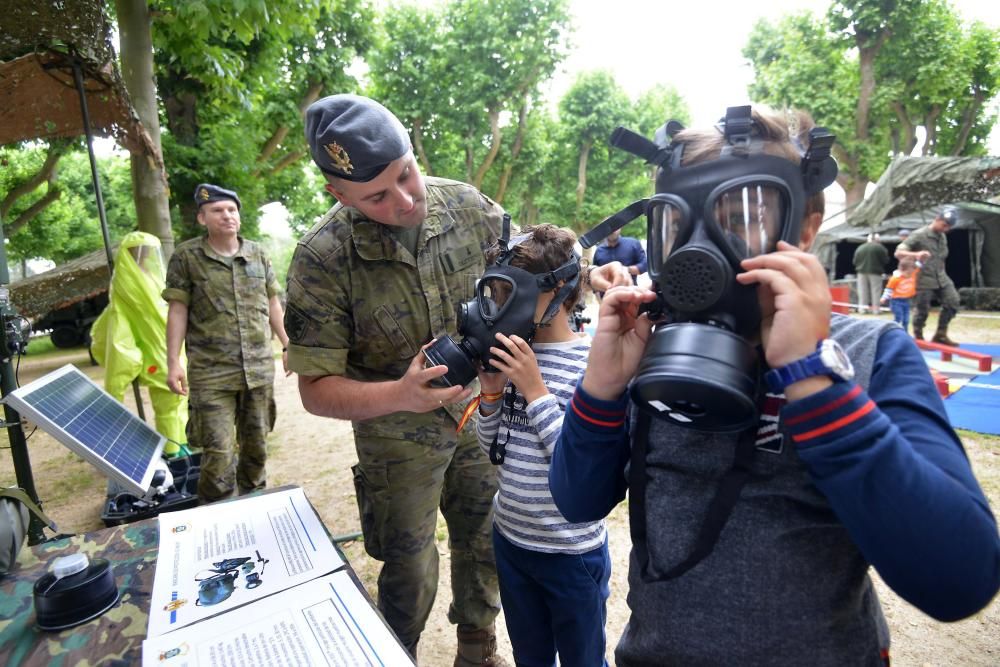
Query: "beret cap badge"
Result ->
[[198, 188, 210, 201], [324, 142, 354, 175]]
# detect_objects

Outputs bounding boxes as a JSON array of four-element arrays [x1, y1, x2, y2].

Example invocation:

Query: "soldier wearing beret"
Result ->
[[284, 94, 508, 665], [895, 206, 961, 345], [163, 184, 292, 502]]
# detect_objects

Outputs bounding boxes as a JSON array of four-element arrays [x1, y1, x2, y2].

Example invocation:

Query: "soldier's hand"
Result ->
[[167, 365, 188, 396], [398, 343, 472, 413]]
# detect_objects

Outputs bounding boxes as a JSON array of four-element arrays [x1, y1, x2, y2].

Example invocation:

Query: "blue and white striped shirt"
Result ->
[[477, 335, 606, 554]]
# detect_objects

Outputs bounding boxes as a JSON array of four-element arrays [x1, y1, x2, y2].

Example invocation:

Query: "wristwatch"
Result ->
[[764, 339, 855, 393]]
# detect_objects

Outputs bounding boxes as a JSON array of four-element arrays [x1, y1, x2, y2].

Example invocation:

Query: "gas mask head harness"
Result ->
[[580, 105, 837, 431], [424, 214, 582, 388]]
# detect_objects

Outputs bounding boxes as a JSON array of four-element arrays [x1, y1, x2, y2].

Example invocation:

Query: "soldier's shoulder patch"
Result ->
[[284, 303, 311, 344]]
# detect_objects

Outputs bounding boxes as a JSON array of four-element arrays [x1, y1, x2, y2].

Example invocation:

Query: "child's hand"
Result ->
[[489, 333, 547, 404], [580, 285, 657, 400], [477, 368, 507, 397], [737, 241, 831, 369]]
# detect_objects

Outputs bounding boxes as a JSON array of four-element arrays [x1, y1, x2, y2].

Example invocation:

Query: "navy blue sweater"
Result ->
[[551, 324, 999, 664]]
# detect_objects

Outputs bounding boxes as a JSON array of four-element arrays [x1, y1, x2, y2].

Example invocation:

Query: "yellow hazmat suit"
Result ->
[[90, 232, 187, 454]]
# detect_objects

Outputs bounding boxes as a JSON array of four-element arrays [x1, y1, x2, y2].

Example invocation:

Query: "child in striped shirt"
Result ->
[[475, 224, 610, 667]]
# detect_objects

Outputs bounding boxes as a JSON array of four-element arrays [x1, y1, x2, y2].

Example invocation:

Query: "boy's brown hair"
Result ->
[[485, 224, 583, 309]]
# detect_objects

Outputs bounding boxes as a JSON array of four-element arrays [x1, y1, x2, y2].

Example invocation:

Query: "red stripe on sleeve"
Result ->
[[791, 400, 877, 443], [784, 385, 863, 427], [574, 392, 627, 418], [571, 397, 625, 428]]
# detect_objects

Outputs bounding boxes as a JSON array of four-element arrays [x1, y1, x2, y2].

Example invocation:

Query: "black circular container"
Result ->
[[631, 322, 760, 432], [33, 554, 119, 631]]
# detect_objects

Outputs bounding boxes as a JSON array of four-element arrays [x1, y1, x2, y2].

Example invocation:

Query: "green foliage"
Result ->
[[1, 144, 135, 263], [152, 0, 376, 240], [745, 0, 1000, 199], [368, 0, 571, 185]]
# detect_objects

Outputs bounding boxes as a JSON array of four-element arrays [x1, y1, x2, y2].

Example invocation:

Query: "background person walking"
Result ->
[[853, 232, 888, 314]]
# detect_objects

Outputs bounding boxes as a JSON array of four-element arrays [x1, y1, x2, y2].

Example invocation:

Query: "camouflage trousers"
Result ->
[[351, 417, 500, 652], [188, 383, 276, 502], [913, 283, 960, 333]]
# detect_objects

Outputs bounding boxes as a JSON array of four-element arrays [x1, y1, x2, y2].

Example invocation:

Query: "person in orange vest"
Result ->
[[880, 256, 921, 335]]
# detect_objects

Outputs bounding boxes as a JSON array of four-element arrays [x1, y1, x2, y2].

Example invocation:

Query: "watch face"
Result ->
[[820, 339, 855, 381]]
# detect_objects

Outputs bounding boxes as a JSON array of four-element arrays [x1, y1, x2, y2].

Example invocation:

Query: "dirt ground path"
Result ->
[[3, 312, 999, 666]]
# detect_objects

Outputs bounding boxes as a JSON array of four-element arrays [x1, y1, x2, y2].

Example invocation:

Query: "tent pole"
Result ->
[[72, 59, 147, 422]]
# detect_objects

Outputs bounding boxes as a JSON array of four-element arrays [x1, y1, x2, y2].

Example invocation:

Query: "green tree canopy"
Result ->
[[745, 0, 1000, 208]]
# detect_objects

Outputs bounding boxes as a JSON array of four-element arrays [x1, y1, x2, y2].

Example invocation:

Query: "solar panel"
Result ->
[[3, 364, 165, 495]]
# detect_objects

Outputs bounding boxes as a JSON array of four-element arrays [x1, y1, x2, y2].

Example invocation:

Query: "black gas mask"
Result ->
[[425, 214, 581, 387], [581, 106, 837, 431]]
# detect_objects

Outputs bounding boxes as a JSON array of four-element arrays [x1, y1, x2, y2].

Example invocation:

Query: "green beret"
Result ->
[[304, 94, 411, 182]]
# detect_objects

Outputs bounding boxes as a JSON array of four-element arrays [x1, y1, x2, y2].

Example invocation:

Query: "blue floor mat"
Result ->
[[945, 367, 1000, 435], [957, 343, 1000, 358]]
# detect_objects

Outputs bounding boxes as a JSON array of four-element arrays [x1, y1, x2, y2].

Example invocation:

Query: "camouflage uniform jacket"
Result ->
[[898, 224, 952, 290], [284, 177, 505, 439], [163, 236, 280, 390]]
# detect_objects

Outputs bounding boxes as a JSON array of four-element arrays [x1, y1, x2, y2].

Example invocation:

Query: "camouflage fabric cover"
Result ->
[[284, 176, 505, 432], [897, 224, 954, 290], [0, 520, 158, 666], [0, 487, 379, 666], [163, 237, 279, 390]]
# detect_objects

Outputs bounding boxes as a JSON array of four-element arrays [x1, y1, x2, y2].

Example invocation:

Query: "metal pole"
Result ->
[[71, 59, 147, 421], [0, 213, 47, 545]]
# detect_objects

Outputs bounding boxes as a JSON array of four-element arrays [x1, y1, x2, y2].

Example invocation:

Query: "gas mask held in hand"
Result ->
[[581, 105, 838, 431], [424, 214, 581, 387]]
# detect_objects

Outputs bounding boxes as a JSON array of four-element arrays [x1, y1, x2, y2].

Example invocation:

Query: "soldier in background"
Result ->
[[284, 95, 508, 666], [895, 206, 961, 345], [163, 184, 291, 502]]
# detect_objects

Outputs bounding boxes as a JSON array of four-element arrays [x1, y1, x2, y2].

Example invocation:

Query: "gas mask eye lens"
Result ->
[[712, 184, 784, 257], [649, 200, 685, 277], [480, 277, 514, 319]]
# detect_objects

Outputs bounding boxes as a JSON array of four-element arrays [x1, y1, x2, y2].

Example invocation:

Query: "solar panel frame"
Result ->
[[3, 364, 165, 495]]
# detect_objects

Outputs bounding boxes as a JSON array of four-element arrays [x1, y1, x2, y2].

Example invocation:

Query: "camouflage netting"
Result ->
[[0, 0, 160, 164], [848, 156, 1000, 230], [8, 246, 113, 321]]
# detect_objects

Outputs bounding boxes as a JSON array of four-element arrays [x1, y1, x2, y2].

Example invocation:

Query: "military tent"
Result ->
[[812, 156, 1000, 289]]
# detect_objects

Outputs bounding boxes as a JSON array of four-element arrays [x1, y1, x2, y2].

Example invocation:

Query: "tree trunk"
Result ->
[[116, 0, 175, 258], [255, 81, 324, 174], [5, 186, 61, 236], [0, 141, 68, 220], [464, 129, 475, 184], [575, 140, 593, 226], [494, 102, 528, 204], [950, 94, 982, 156], [412, 118, 432, 176], [923, 104, 942, 155], [890, 101, 916, 156], [834, 151, 868, 211], [473, 108, 502, 191]]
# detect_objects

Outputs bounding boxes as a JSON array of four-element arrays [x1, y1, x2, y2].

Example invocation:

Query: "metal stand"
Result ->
[[0, 215, 47, 545]]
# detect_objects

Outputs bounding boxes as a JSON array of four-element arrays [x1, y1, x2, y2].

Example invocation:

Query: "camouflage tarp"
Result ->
[[8, 246, 112, 321], [0, 1, 161, 163], [847, 155, 1000, 230], [0, 519, 157, 666]]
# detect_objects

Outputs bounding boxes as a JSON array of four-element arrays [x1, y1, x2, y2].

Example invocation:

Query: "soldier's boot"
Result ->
[[932, 327, 958, 347], [454, 623, 509, 667], [913, 327, 923, 340]]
